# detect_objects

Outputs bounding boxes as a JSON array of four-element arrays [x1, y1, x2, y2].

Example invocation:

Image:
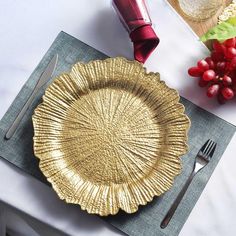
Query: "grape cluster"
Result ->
[[188, 38, 236, 104]]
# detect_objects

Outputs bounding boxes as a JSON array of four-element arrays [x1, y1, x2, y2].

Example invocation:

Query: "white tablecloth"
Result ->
[[0, 0, 236, 235]]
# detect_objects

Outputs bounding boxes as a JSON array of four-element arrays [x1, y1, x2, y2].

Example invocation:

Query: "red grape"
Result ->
[[205, 57, 215, 69], [213, 41, 226, 52], [216, 61, 226, 72], [221, 87, 234, 99], [197, 59, 209, 72], [224, 38, 236, 48], [187, 38, 236, 104], [212, 75, 219, 83], [228, 70, 236, 80], [203, 70, 216, 81], [225, 61, 232, 71], [231, 83, 236, 92], [222, 75, 232, 86], [211, 51, 224, 62], [188, 67, 202, 77], [225, 47, 236, 59], [207, 84, 220, 97], [228, 57, 236, 70]]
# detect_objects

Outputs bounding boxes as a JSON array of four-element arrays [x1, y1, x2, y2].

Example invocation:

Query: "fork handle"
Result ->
[[160, 171, 195, 228]]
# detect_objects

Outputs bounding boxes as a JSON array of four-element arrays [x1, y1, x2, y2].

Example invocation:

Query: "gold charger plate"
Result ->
[[33, 57, 190, 216]]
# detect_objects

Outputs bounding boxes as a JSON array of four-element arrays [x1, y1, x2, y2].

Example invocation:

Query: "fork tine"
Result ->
[[204, 140, 213, 155], [200, 139, 210, 153], [204, 140, 215, 155], [205, 141, 215, 156], [208, 142, 217, 158]]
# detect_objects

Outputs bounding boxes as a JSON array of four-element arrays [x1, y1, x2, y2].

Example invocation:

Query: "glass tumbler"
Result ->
[[178, 0, 223, 21]]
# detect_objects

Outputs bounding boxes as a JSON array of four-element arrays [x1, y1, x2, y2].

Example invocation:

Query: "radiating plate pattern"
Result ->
[[32, 57, 190, 216]]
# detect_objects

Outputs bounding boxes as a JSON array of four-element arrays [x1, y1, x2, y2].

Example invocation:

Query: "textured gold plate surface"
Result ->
[[33, 57, 190, 216]]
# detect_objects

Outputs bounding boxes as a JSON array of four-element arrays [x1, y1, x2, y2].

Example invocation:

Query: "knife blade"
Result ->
[[5, 54, 58, 140]]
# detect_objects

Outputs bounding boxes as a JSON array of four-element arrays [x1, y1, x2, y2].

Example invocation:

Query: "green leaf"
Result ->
[[226, 16, 236, 26], [200, 20, 236, 42]]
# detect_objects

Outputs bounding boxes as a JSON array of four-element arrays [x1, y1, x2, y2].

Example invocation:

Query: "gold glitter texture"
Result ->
[[32, 57, 190, 216]]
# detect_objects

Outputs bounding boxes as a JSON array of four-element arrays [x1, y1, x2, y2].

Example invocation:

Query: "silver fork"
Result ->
[[160, 139, 217, 229]]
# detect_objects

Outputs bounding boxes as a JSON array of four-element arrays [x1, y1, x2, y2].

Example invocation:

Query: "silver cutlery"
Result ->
[[160, 139, 217, 228], [5, 54, 58, 140]]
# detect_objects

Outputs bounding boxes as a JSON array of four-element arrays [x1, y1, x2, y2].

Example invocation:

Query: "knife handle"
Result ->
[[5, 88, 38, 140]]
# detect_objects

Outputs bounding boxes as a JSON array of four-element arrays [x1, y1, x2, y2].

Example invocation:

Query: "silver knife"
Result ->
[[5, 54, 58, 140]]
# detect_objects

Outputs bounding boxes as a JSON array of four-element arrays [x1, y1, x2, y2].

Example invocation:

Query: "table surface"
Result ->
[[0, 1, 236, 236]]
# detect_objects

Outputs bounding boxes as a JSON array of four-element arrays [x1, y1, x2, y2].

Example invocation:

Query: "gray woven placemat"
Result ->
[[0, 31, 235, 236]]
